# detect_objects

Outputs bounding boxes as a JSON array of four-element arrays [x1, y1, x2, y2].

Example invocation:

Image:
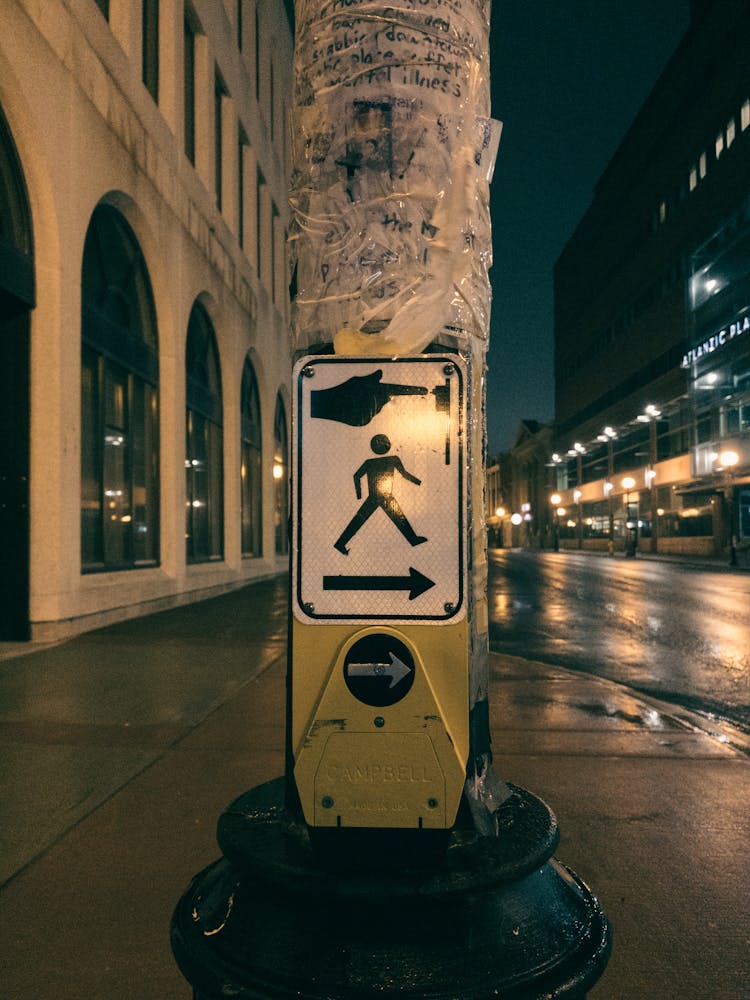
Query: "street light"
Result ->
[[622, 476, 637, 557], [719, 450, 739, 566]]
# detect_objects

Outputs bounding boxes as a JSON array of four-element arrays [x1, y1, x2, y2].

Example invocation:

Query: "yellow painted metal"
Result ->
[[292, 620, 469, 829]]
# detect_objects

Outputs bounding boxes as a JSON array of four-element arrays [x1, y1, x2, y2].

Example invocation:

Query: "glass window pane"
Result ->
[[80, 206, 159, 573], [103, 419, 130, 567], [81, 347, 102, 567], [215, 72, 226, 210], [105, 363, 127, 429], [208, 420, 224, 557], [186, 409, 209, 560], [184, 17, 196, 164], [739, 488, 750, 540], [241, 358, 262, 556], [186, 303, 223, 563], [274, 396, 288, 555], [241, 441, 262, 556], [132, 381, 159, 564], [143, 0, 159, 102], [101, 362, 130, 567]]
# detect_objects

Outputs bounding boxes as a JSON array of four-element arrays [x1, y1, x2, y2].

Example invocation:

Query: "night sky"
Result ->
[[486, 1, 689, 455]]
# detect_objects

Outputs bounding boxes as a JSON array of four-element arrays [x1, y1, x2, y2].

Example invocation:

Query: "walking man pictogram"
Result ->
[[334, 434, 427, 555]]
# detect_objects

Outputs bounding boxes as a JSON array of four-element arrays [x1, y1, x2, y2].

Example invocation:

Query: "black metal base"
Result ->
[[171, 778, 611, 999]]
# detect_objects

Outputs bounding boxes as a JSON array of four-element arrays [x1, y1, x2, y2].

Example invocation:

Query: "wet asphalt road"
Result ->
[[488, 549, 750, 733]]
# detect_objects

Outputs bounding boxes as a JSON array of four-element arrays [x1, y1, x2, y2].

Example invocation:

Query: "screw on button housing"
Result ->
[[374, 716, 385, 728], [427, 798, 439, 809], [321, 796, 334, 809]]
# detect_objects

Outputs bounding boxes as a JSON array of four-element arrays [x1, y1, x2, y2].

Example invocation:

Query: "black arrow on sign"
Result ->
[[322, 567, 435, 601]]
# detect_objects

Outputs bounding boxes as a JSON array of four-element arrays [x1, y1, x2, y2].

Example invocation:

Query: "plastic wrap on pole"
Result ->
[[290, 0, 499, 356], [290, 0, 509, 833]]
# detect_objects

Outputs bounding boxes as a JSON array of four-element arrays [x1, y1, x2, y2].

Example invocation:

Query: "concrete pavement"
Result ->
[[0, 576, 747, 999]]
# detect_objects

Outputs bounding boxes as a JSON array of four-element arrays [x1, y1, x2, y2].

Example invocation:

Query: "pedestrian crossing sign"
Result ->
[[292, 355, 467, 623]]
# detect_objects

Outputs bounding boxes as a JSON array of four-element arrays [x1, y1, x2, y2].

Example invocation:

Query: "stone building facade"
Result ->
[[0, 0, 293, 640]]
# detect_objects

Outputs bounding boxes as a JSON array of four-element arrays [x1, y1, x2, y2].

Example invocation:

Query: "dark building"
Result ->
[[486, 422, 555, 549], [551, 0, 750, 557]]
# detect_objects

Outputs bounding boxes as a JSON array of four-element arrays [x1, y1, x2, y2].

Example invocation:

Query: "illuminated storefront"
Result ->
[[685, 198, 750, 552], [548, 200, 750, 558], [546, 3, 750, 560]]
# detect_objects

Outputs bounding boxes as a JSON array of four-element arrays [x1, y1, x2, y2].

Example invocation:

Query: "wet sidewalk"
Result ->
[[0, 577, 748, 999]]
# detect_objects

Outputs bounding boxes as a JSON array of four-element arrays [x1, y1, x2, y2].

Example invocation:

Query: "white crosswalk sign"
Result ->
[[292, 355, 467, 623]]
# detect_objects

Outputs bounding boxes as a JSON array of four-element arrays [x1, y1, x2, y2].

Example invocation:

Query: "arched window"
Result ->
[[273, 394, 289, 556], [185, 302, 223, 562], [0, 104, 34, 640], [241, 357, 262, 556], [81, 205, 159, 571]]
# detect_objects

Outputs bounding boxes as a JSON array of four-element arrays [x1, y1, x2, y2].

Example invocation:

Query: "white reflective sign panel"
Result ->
[[292, 355, 467, 623]]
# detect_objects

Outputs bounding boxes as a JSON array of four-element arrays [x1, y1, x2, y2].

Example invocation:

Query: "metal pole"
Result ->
[[289, 0, 507, 829]]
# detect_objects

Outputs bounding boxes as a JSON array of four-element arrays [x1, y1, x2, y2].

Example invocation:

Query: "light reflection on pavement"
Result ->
[[488, 549, 750, 732]]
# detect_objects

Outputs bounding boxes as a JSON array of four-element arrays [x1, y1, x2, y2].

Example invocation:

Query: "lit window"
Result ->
[[715, 132, 724, 159], [699, 152, 707, 178], [726, 117, 736, 148], [689, 165, 698, 191], [659, 200, 667, 224], [741, 98, 750, 131], [81, 206, 159, 571], [185, 303, 224, 563]]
